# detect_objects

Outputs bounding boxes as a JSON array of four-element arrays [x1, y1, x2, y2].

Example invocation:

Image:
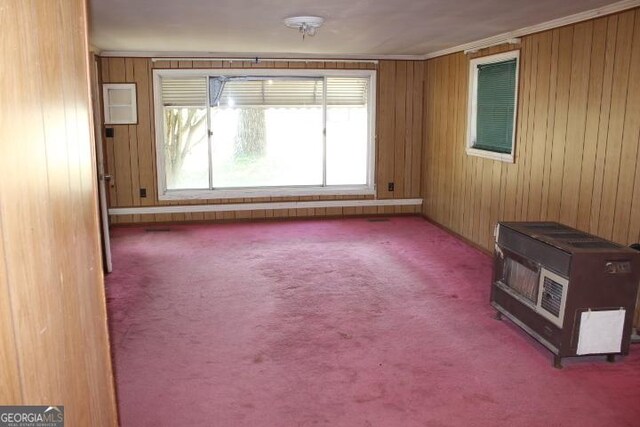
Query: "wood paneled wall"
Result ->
[[422, 8, 640, 327], [0, 0, 118, 423], [98, 58, 424, 223]]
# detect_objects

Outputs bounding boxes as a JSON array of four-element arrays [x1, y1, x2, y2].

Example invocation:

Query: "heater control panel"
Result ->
[[605, 261, 632, 274]]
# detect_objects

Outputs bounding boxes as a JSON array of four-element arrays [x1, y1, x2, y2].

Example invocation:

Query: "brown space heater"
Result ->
[[490, 222, 640, 368]]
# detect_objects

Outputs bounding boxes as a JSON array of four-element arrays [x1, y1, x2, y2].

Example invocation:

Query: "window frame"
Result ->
[[466, 50, 519, 163], [152, 68, 376, 200]]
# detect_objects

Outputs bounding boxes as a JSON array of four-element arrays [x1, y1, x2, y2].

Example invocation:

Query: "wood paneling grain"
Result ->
[[0, 0, 117, 423], [99, 58, 424, 222], [0, 221, 20, 404], [598, 12, 635, 240], [589, 15, 619, 235], [558, 22, 592, 226], [547, 26, 574, 223], [613, 13, 640, 244], [573, 19, 604, 230], [376, 60, 396, 200], [422, 8, 640, 327], [629, 14, 640, 245]]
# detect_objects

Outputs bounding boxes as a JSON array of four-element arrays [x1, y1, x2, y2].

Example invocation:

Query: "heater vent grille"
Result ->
[[541, 276, 564, 317], [504, 258, 539, 303]]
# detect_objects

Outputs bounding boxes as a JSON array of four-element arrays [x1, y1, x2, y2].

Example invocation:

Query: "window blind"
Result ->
[[327, 78, 368, 106], [474, 59, 517, 154], [161, 77, 208, 106], [216, 78, 323, 107], [208, 77, 368, 107]]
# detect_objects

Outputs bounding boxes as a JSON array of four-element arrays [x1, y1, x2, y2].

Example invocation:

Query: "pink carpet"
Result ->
[[106, 217, 640, 426]]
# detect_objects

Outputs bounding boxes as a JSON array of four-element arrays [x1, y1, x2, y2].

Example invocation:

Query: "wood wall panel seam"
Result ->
[[559, 22, 594, 227], [627, 10, 640, 243], [589, 15, 619, 234], [597, 12, 635, 239], [612, 12, 640, 243]]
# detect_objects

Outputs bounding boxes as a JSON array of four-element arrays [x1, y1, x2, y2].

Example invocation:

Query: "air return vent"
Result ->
[[145, 227, 172, 232]]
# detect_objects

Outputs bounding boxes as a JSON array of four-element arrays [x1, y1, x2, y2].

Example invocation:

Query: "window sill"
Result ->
[[466, 147, 514, 163], [158, 185, 376, 201]]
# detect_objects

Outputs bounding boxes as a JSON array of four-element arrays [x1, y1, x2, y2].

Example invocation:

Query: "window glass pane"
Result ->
[[108, 88, 131, 105], [210, 79, 323, 188], [327, 78, 369, 185], [326, 78, 368, 185], [109, 106, 132, 122], [214, 78, 323, 106], [475, 59, 517, 154], [157, 73, 374, 193], [164, 107, 209, 189]]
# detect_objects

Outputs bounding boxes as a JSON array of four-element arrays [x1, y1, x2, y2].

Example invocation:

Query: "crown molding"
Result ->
[[97, 0, 640, 62], [423, 0, 640, 59], [98, 51, 425, 61], [88, 44, 102, 55]]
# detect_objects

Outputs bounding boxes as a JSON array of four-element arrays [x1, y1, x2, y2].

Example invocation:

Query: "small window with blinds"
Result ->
[[153, 69, 375, 199], [466, 51, 519, 162]]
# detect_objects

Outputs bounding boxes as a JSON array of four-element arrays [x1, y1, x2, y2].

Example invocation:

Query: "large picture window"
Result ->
[[466, 51, 519, 162], [153, 69, 375, 199]]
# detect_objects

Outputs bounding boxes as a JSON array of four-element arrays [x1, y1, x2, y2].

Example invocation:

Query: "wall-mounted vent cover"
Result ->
[[367, 218, 389, 222], [145, 227, 172, 232]]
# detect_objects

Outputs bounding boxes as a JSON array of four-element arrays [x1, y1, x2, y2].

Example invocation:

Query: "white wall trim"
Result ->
[[101, 51, 421, 61], [108, 198, 423, 215], [424, 0, 640, 59], [150, 57, 380, 64], [98, 0, 640, 61]]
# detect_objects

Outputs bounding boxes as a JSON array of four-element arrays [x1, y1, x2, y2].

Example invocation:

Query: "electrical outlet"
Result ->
[[139, 188, 147, 198], [388, 182, 394, 192]]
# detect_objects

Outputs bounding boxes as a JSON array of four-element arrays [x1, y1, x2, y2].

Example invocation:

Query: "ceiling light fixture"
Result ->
[[284, 16, 325, 40]]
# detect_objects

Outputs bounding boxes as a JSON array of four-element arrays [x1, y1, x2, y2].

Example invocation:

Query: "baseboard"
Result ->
[[420, 214, 493, 257], [109, 198, 423, 216], [109, 212, 422, 228]]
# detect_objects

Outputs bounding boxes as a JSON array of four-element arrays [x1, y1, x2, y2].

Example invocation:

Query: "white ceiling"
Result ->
[[89, 0, 621, 57]]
